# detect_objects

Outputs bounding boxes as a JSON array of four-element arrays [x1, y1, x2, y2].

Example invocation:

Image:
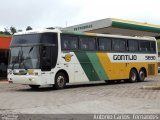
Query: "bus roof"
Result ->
[[61, 30, 156, 41], [14, 29, 61, 35], [14, 28, 156, 41]]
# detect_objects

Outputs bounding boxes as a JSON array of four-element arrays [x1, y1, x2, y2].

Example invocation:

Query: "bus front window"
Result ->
[[9, 46, 40, 69]]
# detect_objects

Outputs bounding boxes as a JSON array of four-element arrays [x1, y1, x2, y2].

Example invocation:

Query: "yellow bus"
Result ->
[[8, 29, 158, 89]]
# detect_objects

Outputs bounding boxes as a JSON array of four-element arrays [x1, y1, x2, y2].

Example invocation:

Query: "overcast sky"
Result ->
[[0, 0, 160, 30]]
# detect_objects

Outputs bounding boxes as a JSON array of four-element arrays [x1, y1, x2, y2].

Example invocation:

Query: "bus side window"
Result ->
[[128, 40, 138, 52], [61, 34, 78, 50], [112, 39, 126, 52], [80, 37, 96, 51], [70, 39, 78, 50], [98, 37, 111, 51], [139, 41, 150, 52], [61, 35, 70, 50], [150, 41, 156, 52]]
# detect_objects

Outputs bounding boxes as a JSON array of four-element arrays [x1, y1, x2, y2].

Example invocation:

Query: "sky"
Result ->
[[0, 0, 160, 31]]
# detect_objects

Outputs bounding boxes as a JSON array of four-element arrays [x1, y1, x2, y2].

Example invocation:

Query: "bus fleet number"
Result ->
[[145, 56, 156, 60]]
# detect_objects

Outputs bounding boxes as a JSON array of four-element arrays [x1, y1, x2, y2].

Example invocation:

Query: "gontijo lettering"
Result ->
[[113, 55, 137, 60]]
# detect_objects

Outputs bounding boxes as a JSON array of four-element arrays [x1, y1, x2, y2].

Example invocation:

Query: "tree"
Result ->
[[10, 26, 16, 34], [26, 26, 32, 31], [46, 27, 55, 29], [4, 28, 11, 35]]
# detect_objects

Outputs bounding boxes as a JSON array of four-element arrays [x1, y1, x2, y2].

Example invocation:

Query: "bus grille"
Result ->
[[148, 64, 155, 75]]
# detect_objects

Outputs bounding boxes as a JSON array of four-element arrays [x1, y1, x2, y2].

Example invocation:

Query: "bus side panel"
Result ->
[[97, 53, 158, 80], [58, 52, 90, 83], [106, 53, 158, 80], [75, 52, 109, 81], [59, 51, 157, 83], [96, 53, 128, 80], [74, 52, 99, 81]]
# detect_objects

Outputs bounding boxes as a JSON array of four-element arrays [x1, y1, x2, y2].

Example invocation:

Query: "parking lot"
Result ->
[[0, 76, 160, 114]]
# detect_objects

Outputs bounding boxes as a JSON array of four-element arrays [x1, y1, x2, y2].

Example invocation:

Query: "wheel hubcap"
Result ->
[[131, 72, 136, 81], [57, 76, 65, 87], [140, 71, 145, 80]]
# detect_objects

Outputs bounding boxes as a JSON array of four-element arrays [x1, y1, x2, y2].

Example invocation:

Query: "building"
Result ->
[[0, 35, 11, 78], [63, 18, 160, 38]]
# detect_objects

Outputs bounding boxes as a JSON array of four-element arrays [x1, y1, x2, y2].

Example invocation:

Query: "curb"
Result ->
[[142, 85, 160, 90]]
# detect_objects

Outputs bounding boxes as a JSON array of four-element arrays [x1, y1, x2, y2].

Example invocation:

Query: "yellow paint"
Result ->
[[96, 53, 113, 79], [84, 32, 97, 36], [65, 54, 73, 62], [97, 53, 158, 80], [28, 69, 34, 75], [112, 18, 160, 28]]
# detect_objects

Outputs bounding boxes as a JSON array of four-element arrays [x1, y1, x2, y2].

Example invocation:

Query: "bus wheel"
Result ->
[[129, 69, 137, 83], [105, 80, 109, 83], [29, 85, 40, 89], [138, 69, 145, 82], [55, 72, 66, 89]]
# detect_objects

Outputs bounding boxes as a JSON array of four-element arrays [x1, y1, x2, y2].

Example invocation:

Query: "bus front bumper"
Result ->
[[8, 75, 41, 85]]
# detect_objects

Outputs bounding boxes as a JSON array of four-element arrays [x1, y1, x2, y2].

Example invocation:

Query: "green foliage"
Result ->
[[0, 30, 11, 37], [10, 26, 17, 35], [26, 26, 32, 31], [0, 34, 11, 37]]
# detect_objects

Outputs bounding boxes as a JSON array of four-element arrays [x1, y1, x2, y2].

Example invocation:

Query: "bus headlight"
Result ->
[[28, 69, 34, 75], [28, 69, 39, 75]]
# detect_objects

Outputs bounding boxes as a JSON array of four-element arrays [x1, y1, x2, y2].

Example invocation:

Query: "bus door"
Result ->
[[41, 46, 56, 84]]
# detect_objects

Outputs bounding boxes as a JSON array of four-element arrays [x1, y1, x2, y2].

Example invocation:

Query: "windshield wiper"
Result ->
[[11, 47, 26, 69], [29, 47, 34, 53]]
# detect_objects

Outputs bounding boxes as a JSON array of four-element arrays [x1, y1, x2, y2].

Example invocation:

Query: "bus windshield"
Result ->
[[9, 46, 40, 69], [11, 33, 57, 46], [9, 32, 58, 70]]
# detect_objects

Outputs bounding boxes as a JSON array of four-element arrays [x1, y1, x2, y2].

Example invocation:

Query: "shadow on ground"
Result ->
[[15, 80, 150, 92]]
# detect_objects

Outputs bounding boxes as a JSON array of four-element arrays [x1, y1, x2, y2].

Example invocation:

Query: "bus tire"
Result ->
[[105, 80, 109, 83], [129, 69, 137, 83], [54, 72, 66, 89], [105, 80, 115, 84], [115, 80, 121, 84], [29, 85, 40, 89], [138, 69, 145, 82]]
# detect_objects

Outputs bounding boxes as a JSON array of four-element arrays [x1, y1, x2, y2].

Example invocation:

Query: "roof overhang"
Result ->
[[63, 18, 160, 38]]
